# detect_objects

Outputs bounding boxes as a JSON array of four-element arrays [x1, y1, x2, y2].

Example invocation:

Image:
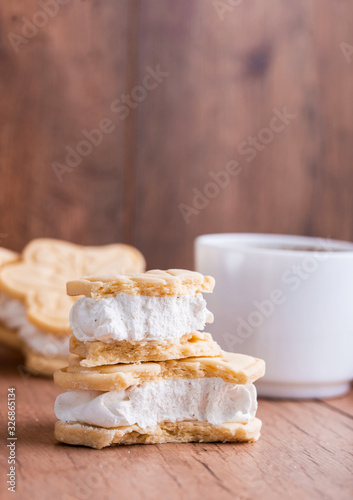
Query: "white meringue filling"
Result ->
[[19, 321, 70, 357], [70, 293, 214, 343], [54, 379, 257, 429], [0, 292, 27, 330], [0, 292, 69, 356]]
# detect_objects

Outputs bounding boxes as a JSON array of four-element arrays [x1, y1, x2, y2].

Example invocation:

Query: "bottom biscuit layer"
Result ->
[[0, 322, 22, 351], [70, 332, 221, 367], [55, 418, 262, 449], [25, 348, 68, 377]]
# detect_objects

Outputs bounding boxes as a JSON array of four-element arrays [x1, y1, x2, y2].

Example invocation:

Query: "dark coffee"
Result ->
[[251, 244, 349, 252]]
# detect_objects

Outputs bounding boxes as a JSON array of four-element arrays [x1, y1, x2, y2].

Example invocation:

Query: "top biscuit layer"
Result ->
[[66, 270, 215, 299], [0, 248, 18, 268], [0, 239, 145, 334]]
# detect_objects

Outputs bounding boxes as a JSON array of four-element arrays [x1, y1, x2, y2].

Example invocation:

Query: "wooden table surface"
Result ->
[[0, 345, 352, 500]]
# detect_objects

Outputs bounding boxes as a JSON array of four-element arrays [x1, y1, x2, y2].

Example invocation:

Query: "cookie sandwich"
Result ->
[[0, 248, 22, 350], [0, 239, 145, 376], [66, 270, 220, 366], [54, 270, 265, 448]]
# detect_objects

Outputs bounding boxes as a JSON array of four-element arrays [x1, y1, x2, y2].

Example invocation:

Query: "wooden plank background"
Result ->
[[0, 0, 352, 269]]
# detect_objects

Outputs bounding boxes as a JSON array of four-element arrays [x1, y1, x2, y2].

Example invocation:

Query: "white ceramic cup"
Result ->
[[195, 233, 353, 399]]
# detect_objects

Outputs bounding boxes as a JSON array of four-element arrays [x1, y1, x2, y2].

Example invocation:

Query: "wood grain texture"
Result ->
[[134, 0, 353, 268], [0, 0, 132, 249], [0, 0, 353, 268], [0, 346, 352, 500]]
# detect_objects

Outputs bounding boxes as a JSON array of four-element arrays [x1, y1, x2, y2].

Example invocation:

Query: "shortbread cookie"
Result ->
[[0, 291, 27, 351], [0, 323, 23, 350], [56, 267, 265, 448], [69, 332, 221, 367], [0, 248, 20, 350], [0, 239, 146, 333], [54, 367, 264, 446], [67, 269, 215, 299], [24, 347, 69, 376], [55, 418, 262, 449], [67, 270, 215, 350], [54, 351, 265, 391], [0, 239, 145, 376]]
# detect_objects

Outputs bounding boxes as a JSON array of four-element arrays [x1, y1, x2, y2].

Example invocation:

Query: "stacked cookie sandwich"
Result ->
[[0, 239, 145, 375], [54, 270, 265, 448]]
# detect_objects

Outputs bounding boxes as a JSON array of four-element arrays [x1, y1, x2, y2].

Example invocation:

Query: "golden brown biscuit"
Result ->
[[0, 239, 145, 334], [69, 332, 221, 367], [24, 347, 69, 376], [0, 323, 23, 350], [66, 269, 215, 299], [54, 418, 262, 448], [54, 350, 265, 391], [0, 248, 21, 351]]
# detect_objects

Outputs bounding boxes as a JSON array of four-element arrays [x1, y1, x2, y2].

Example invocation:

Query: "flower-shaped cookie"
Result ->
[[0, 239, 145, 334]]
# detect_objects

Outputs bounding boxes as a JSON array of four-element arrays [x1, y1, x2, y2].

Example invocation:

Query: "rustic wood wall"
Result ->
[[1, 0, 352, 269]]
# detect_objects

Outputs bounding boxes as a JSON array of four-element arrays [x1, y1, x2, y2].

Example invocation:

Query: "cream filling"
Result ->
[[54, 379, 257, 429], [0, 292, 69, 357], [19, 322, 70, 357], [0, 292, 27, 330], [70, 293, 214, 343]]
